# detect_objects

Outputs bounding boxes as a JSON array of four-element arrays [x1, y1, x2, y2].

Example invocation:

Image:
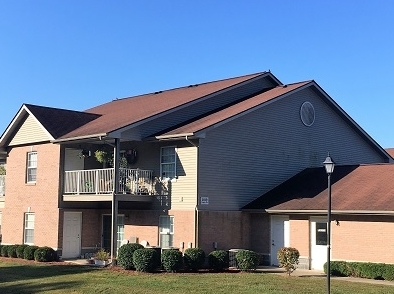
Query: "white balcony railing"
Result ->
[[64, 168, 153, 195], [0, 175, 4, 196]]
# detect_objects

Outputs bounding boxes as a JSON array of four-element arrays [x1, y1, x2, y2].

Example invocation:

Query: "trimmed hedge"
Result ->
[[184, 248, 206, 271], [7, 245, 19, 258], [1, 245, 9, 257], [235, 249, 259, 271], [208, 250, 229, 271], [324, 261, 394, 281], [16, 245, 29, 259], [34, 246, 57, 262], [24, 245, 39, 260], [161, 249, 183, 273], [117, 243, 144, 270], [133, 248, 159, 272]]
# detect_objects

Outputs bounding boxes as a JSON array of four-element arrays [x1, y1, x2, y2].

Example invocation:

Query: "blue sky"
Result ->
[[1, 1, 393, 147]]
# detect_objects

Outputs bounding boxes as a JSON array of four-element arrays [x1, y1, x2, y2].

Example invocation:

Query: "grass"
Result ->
[[1, 258, 394, 294]]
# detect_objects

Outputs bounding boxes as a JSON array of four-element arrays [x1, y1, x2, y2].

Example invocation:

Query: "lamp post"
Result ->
[[323, 154, 335, 294]]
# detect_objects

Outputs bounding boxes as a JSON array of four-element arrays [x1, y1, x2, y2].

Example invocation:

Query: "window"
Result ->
[[159, 215, 174, 248], [116, 215, 125, 250], [24, 213, 35, 244], [160, 146, 176, 179], [315, 222, 327, 245], [27, 152, 37, 183]]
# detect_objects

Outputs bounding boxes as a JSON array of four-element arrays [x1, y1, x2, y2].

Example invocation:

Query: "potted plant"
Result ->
[[93, 248, 110, 266]]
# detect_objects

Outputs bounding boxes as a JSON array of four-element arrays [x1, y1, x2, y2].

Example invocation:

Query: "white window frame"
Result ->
[[160, 146, 176, 180], [27, 151, 37, 183], [24, 212, 35, 245], [159, 215, 174, 248]]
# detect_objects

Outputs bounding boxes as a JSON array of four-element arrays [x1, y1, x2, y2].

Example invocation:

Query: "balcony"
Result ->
[[63, 168, 154, 202]]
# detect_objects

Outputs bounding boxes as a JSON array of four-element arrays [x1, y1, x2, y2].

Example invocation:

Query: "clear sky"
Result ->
[[1, 1, 393, 147]]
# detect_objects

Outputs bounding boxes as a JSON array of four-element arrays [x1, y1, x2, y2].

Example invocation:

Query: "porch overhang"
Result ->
[[264, 209, 394, 216], [62, 194, 154, 203]]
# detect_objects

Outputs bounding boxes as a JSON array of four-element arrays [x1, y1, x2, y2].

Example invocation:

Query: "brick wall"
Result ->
[[331, 215, 394, 264], [289, 217, 310, 257], [2, 143, 61, 248], [198, 211, 250, 254]]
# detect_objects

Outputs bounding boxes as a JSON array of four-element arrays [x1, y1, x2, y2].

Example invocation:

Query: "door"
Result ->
[[310, 217, 328, 270], [62, 212, 82, 258], [102, 215, 125, 252], [270, 215, 289, 266]]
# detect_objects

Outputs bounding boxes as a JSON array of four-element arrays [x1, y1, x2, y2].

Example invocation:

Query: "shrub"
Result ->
[[24, 245, 39, 260], [117, 243, 144, 270], [16, 245, 29, 259], [208, 250, 229, 271], [277, 247, 300, 276], [235, 249, 259, 271], [323, 261, 350, 277], [161, 249, 183, 273], [183, 248, 206, 271], [1, 245, 10, 257], [0, 245, 3, 255], [34, 246, 57, 262], [7, 245, 19, 258], [133, 248, 159, 272], [383, 264, 394, 281], [94, 248, 110, 261]]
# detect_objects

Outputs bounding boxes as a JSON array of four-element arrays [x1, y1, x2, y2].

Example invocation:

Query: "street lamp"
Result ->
[[323, 154, 335, 294]]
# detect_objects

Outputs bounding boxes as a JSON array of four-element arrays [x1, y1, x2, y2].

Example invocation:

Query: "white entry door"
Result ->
[[270, 215, 289, 266], [62, 212, 82, 258], [310, 217, 328, 270]]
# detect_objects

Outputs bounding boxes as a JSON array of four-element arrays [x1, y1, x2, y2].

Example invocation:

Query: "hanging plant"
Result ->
[[94, 150, 112, 164]]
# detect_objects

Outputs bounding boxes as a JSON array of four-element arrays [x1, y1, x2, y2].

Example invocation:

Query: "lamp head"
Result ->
[[323, 154, 335, 175]]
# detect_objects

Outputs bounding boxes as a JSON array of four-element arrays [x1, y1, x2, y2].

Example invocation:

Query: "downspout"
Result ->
[[186, 136, 199, 248], [111, 138, 120, 263]]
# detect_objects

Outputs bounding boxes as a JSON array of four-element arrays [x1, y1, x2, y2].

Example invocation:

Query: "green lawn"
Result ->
[[1, 259, 394, 294]]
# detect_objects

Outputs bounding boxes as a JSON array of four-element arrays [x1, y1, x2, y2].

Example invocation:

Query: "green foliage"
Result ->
[[1, 245, 9, 257], [133, 248, 159, 272], [117, 243, 144, 270], [235, 249, 259, 271], [94, 248, 109, 261], [208, 250, 229, 271], [7, 245, 19, 258], [16, 245, 29, 259], [34, 246, 57, 262], [24, 245, 39, 260], [184, 248, 206, 271], [324, 261, 394, 281], [161, 249, 183, 273], [0, 165, 5, 175], [277, 247, 300, 276]]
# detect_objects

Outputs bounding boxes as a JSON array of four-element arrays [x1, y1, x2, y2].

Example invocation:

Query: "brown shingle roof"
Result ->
[[156, 81, 311, 138], [25, 104, 100, 139], [243, 164, 394, 212], [385, 148, 394, 159], [59, 72, 265, 139]]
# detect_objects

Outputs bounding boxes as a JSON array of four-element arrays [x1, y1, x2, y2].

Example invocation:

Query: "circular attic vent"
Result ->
[[300, 101, 315, 126]]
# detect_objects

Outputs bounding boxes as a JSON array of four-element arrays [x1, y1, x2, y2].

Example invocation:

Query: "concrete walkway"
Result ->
[[62, 259, 394, 286]]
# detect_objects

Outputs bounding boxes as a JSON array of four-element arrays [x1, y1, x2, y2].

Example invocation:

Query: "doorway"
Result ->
[[270, 215, 289, 266], [62, 212, 82, 258]]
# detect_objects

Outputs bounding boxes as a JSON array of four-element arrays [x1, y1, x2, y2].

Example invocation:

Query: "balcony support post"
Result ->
[[111, 138, 121, 263]]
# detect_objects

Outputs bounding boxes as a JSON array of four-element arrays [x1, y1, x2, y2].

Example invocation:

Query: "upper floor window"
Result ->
[[160, 146, 176, 179], [27, 151, 37, 183], [24, 212, 35, 244]]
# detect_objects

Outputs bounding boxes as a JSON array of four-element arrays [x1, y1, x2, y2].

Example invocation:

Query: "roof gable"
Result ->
[[0, 104, 100, 147]]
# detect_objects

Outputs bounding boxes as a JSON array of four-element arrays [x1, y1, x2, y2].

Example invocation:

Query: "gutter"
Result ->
[[265, 209, 394, 215], [52, 133, 108, 143]]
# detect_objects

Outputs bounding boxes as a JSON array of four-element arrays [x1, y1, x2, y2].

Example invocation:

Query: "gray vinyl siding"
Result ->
[[121, 76, 276, 140], [197, 86, 385, 211], [9, 115, 51, 146]]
